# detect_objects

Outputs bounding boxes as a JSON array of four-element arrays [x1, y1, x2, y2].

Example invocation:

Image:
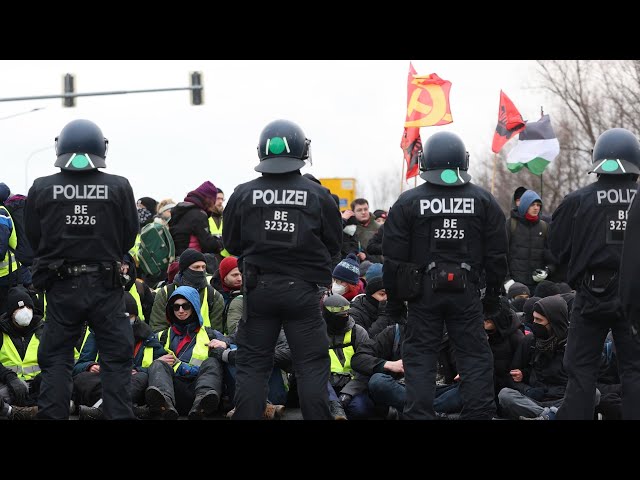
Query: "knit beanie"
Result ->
[[7, 287, 34, 316], [124, 291, 139, 318], [178, 248, 206, 272], [534, 280, 560, 298], [219, 256, 239, 282], [365, 263, 384, 296], [508, 282, 530, 299], [0, 183, 10, 203], [332, 253, 361, 285], [193, 181, 218, 202], [359, 260, 372, 277]]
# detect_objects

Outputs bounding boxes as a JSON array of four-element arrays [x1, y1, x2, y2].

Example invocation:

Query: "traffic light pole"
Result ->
[[0, 71, 204, 105]]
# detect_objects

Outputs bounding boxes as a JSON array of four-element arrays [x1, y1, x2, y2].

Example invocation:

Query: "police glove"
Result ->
[[7, 376, 28, 405], [532, 268, 549, 283]]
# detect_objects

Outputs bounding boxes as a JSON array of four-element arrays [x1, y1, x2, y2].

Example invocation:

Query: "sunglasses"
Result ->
[[172, 302, 193, 312]]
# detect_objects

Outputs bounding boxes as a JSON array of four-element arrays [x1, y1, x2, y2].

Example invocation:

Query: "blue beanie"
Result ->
[[0, 183, 10, 203], [518, 190, 542, 216], [332, 253, 361, 285], [365, 263, 384, 296]]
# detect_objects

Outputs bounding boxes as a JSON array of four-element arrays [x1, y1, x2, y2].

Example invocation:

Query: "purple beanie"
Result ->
[[192, 181, 217, 202]]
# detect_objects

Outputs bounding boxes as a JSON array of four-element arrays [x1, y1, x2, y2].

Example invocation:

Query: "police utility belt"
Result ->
[[50, 260, 124, 288], [391, 260, 471, 301]]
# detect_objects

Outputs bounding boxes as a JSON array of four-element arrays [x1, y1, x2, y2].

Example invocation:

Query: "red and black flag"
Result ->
[[491, 90, 525, 154]]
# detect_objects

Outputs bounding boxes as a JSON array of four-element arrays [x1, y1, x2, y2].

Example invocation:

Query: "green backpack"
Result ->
[[138, 221, 175, 277]]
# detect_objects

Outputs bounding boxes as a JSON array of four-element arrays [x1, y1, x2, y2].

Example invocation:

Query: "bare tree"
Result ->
[[362, 162, 406, 210]]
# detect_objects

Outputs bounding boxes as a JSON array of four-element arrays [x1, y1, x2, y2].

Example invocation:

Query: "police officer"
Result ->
[[551, 127, 640, 420], [382, 131, 507, 420], [222, 119, 343, 420], [25, 119, 139, 420]]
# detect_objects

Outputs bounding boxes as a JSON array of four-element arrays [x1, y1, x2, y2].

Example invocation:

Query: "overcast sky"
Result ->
[[0, 60, 549, 207]]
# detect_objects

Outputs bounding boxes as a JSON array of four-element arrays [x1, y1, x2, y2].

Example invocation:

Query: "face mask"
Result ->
[[531, 322, 550, 340], [182, 269, 207, 290], [129, 317, 136, 326], [485, 328, 496, 337], [332, 282, 347, 296], [325, 313, 349, 332], [343, 225, 357, 236], [14, 308, 33, 327]]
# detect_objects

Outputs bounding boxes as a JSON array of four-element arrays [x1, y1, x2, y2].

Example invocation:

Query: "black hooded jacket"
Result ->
[[349, 294, 393, 339], [486, 298, 525, 393], [510, 295, 568, 402]]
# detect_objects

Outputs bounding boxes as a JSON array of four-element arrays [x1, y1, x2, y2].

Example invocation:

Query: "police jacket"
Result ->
[[383, 182, 508, 290], [620, 185, 640, 323], [222, 171, 343, 286], [25, 170, 138, 269], [549, 175, 637, 287]]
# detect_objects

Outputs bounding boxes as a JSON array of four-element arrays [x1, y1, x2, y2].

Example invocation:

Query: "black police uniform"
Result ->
[[382, 131, 507, 420], [551, 128, 640, 420], [222, 119, 343, 420], [25, 119, 139, 420]]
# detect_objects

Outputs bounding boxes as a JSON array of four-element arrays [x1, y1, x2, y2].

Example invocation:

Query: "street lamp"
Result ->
[[25, 145, 54, 193]]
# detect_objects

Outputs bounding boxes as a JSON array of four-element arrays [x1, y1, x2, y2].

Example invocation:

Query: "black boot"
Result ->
[[188, 390, 220, 420], [78, 405, 104, 420], [145, 386, 179, 420]]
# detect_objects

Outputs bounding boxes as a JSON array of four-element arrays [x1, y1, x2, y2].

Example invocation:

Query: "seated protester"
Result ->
[[212, 326, 290, 419], [331, 253, 365, 301], [322, 293, 374, 420], [122, 253, 155, 323], [510, 296, 527, 314], [145, 286, 225, 420], [73, 292, 167, 420], [498, 295, 570, 420], [214, 256, 243, 335], [350, 263, 394, 339], [0, 287, 43, 420], [351, 318, 406, 420], [149, 249, 224, 333], [507, 282, 530, 303], [534, 279, 561, 298]]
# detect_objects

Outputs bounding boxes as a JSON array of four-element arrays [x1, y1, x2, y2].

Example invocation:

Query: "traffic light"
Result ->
[[190, 71, 204, 106], [63, 73, 75, 107]]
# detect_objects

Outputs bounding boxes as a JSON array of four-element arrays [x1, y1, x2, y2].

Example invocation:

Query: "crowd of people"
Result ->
[[1, 119, 639, 421]]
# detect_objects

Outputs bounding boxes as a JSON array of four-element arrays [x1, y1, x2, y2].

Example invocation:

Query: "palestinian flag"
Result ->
[[506, 114, 560, 175]]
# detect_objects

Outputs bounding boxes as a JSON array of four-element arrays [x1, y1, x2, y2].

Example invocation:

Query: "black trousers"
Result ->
[[147, 356, 223, 416], [556, 286, 640, 420], [403, 281, 495, 420], [73, 371, 148, 407], [233, 273, 331, 420], [37, 273, 134, 420]]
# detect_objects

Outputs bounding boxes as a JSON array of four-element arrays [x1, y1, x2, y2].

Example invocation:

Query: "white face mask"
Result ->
[[332, 282, 347, 296], [129, 317, 136, 326], [343, 225, 357, 237], [14, 308, 33, 327]]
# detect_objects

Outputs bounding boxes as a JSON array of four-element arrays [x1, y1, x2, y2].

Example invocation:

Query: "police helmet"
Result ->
[[419, 131, 471, 187], [322, 293, 351, 326], [256, 119, 310, 174], [589, 127, 640, 176], [54, 119, 108, 171]]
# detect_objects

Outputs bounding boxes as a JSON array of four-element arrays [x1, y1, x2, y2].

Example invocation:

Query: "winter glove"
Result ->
[[532, 268, 549, 283], [7, 376, 28, 405], [209, 347, 226, 361]]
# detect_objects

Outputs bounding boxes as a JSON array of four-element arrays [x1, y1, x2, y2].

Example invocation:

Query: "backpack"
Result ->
[[138, 221, 175, 277]]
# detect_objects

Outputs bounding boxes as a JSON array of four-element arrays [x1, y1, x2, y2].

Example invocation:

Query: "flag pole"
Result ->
[[540, 172, 544, 199], [491, 153, 498, 195]]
